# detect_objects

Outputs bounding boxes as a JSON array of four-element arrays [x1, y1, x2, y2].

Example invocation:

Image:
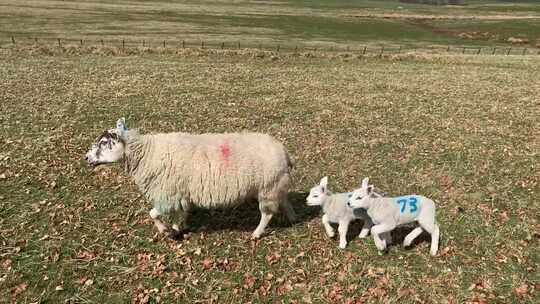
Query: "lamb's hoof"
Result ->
[[339, 243, 347, 249]]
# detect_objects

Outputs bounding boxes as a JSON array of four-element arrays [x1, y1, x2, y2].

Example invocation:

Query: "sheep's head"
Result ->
[[347, 177, 374, 209], [306, 176, 331, 206], [85, 118, 128, 167]]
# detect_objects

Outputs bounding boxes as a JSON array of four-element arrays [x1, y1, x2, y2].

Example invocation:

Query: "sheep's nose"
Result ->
[[84, 155, 89, 161], [347, 202, 351, 207]]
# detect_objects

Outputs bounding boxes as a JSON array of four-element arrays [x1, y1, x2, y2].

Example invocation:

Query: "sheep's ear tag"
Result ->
[[116, 117, 127, 136]]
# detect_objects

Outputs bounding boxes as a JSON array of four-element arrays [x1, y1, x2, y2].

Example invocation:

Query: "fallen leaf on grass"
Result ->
[[11, 283, 27, 298]]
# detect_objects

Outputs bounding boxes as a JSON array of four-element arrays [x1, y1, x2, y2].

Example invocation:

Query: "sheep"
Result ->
[[85, 118, 296, 239], [305, 176, 390, 249], [347, 178, 440, 256]]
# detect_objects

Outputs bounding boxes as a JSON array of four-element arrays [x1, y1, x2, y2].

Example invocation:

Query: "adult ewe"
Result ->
[[85, 118, 296, 239]]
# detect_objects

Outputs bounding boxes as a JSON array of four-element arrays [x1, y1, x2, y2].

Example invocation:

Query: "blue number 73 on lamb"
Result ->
[[395, 196, 422, 215]]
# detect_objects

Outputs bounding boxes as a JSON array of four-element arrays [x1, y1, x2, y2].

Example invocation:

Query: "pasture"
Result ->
[[0, 0, 539, 303], [1, 48, 538, 303]]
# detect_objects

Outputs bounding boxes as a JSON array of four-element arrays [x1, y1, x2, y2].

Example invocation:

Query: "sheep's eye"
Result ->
[[313, 195, 318, 198], [356, 196, 362, 200]]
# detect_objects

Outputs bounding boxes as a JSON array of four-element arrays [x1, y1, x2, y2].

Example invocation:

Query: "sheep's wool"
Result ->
[[123, 130, 292, 209]]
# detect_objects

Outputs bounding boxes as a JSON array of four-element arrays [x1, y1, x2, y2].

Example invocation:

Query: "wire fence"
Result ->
[[3, 36, 540, 56]]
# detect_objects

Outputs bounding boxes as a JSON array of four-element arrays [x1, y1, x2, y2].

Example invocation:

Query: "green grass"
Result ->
[[1, 0, 539, 48], [0, 48, 538, 302]]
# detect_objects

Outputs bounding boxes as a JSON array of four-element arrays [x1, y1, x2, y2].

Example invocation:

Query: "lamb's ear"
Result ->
[[320, 176, 328, 191], [361, 177, 369, 188], [367, 185, 374, 194], [116, 117, 128, 137]]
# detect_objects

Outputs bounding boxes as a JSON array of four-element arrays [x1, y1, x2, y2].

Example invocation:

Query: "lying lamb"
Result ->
[[347, 178, 440, 256], [306, 176, 390, 249], [85, 118, 296, 239]]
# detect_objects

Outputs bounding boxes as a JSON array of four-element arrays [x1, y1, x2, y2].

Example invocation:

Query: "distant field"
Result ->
[[1, 0, 539, 48], [0, 48, 538, 302]]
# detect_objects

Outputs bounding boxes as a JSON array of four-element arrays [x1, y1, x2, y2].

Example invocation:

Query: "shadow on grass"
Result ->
[[187, 191, 319, 233]]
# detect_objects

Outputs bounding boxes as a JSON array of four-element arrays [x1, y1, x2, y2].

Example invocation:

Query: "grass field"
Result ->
[[1, 0, 540, 48], [0, 47, 538, 303]]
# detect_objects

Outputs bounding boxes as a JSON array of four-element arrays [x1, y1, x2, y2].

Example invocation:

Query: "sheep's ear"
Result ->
[[116, 117, 128, 136], [361, 177, 369, 188], [320, 176, 328, 190]]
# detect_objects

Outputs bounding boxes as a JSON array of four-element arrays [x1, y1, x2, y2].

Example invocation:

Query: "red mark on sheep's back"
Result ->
[[220, 141, 232, 166]]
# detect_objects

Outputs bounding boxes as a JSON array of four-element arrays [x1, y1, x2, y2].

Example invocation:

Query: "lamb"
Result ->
[[84, 118, 296, 239], [347, 178, 440, 256], [305, 176, 390, 249]]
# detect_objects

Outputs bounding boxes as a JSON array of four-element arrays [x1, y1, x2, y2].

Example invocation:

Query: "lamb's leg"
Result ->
[[338, 220, 350, 249], [403, 227, 423, 247], [252, 197, 279, 239], [418, 220, 440, 256], [322, 214, 335, 238], [359, 217, 373, 238], [149, 208, 167, 233], [381, 232, 392, 245], [370, 223, 396, 251], [169, 199, 191, 240]]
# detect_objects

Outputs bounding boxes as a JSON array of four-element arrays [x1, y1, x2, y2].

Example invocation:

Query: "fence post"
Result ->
[[522, 48, 527, 55], [379, 46, 384, 57], [237, 41, 240, 49], [362, 46, 367, 55], [492, 47, 496, 55], [34, 37, 38, 44], [11, 36, 15, 44], [182, 40, 185, 49], [446, 45, 450, 52], [477, 48, 481, 55], [80, 39, 83, 46], [277, 44, 280, 52], [57, 38, 61, 47], [163, 40, 166, 48], [201, 41, 204, 49], [122, 39, 125, 49], [462, 47, 466, 54], [221, 42, 224, 49], [506, 47, 511, 55]]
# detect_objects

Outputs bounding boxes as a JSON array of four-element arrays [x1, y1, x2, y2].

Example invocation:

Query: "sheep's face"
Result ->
[[85, 118, 127, 167], [306, 176, 330, 206], [347, 177, 373, 209]]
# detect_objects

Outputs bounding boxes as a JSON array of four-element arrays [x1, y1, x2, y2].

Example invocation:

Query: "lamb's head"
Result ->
[[85, 118, 128, 167], [347, 177, 374, 209], [306, 176, 331, 206]]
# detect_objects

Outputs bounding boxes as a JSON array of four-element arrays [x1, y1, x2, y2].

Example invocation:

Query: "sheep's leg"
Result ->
[[403, 227, 423, 247], [359, 217, 373, 238], [149, 208, 168, 233], [418, 220, 440, 256], [169, 199, 191, 240], [381, 232, 392, 245], [322, 214, 335, 238], [338, 220, 350, 249], [252, 198, 279, 239], [277, 174, 296, 222], [370, 223, 396, 251]]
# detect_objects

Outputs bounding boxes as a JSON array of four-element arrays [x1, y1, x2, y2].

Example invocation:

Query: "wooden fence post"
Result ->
[[477, 48, 481, 55], [80, 39, 83, 46], [163, 40, 166, 48], [522, 48, 527, 55], [57, 38, 61, 47], [277, 44, 280, 52], [446, 45, 450, 52], [362, 46, 367, 55], [379, 46, 384, 57], [122, 39, 125, 49], [462, 47, 466, 54], [506, 47, 511, 55], [221, 42, 224, 49], [492, 47, 496, 55], [201, 41, 204, 49], [237, 41, 240, 49], [34, 37, 38, 44], [182, 40, 185, 49], [11, 36, 15, 44]]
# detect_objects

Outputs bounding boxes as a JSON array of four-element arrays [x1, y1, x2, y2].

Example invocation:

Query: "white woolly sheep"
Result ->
[[306, 176, 390, 249], [85, 118, 296, 239], [347, 178, 440, 256]]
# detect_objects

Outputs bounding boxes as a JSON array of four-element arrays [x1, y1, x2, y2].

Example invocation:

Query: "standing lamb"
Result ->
[[84, 118, 296, 239], [305, 176, 390, 249], [347, 178, 440, 256]]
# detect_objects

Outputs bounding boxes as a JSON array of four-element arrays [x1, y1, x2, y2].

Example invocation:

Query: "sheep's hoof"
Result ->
[[168, 229, 189, 241]]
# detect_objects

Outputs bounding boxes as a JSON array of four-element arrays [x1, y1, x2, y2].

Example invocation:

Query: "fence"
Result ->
[[3, 36, 539, 56]]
